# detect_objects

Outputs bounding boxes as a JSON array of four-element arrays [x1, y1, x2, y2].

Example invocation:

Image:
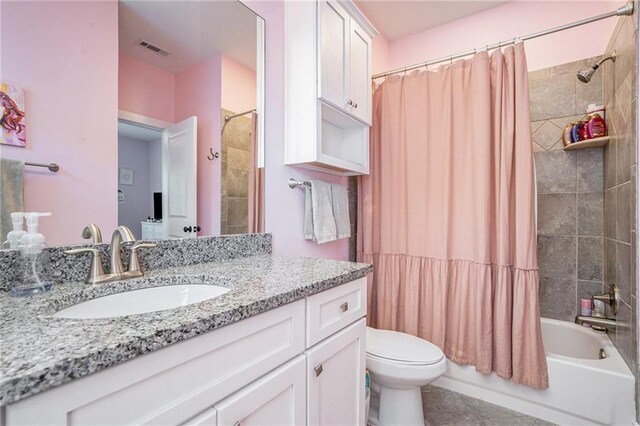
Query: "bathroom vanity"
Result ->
[[0, 237, 372, 425]]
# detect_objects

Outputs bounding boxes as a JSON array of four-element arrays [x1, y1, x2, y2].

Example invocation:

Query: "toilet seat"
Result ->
[[366, 327, 444, 365]]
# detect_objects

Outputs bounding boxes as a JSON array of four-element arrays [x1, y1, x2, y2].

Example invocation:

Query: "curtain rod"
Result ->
[[372, 2, 634, 79], [224, 109, 257, 122]]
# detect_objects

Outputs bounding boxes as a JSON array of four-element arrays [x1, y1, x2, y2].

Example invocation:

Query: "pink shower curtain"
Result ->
[[358, 44, 548, 388]]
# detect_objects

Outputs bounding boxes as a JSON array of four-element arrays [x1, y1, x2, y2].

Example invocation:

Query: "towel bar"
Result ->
[[289, 178, 311, 189], [25, 162, 59, 172]]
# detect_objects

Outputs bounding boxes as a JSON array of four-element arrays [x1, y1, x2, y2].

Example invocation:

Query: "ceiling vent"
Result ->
[[137, 39, 170, 56]]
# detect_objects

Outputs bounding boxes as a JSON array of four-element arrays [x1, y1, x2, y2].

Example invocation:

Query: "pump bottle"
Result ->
[[11, 212, 53, 297], [3, 212, 26, 249]]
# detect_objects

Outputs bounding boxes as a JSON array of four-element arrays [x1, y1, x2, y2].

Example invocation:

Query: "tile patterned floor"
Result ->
[[422, 386, 557, 426]]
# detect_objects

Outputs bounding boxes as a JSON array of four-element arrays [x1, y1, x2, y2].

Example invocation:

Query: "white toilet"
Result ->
[[366, 327, 447, 426]]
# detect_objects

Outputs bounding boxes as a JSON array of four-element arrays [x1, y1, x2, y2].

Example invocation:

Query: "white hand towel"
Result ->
[[331, 183, 351, 239], [304, 180, 338, 244]]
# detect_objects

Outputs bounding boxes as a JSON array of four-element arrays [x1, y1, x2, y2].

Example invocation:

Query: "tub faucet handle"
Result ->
[[591, 284, 619, 315]]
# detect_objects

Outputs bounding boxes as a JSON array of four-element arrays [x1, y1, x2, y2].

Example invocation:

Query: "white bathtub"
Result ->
[[433, 318, 636, 425]]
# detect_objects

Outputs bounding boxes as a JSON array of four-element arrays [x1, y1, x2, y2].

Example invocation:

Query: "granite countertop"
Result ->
[[0, 255, 372, 405]]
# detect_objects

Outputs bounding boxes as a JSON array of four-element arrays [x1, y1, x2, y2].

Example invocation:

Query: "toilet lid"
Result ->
[[366, 327, 444, 365]]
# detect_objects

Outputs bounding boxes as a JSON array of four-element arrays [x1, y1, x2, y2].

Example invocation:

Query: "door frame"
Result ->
[[117, 110, 173, 237], [118, 110, 173, 132]]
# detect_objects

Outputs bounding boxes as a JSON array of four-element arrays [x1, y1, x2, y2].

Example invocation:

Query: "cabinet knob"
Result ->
[[314, 363, 324, 377], [353, 102, 358, 109], [196, 225, 201, 232], [340, 302, 349, 312], [183, 226, 192, 233], [347, 100, 353, 106]]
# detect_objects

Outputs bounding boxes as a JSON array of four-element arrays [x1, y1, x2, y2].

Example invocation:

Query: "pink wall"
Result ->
[[242, 1, 350, 261], [371, 0, 621, 74], [119, 55, 175, 123], [175, 55, 223, 237], [221, 56, 257, 113], [0, 1, 118, 246]]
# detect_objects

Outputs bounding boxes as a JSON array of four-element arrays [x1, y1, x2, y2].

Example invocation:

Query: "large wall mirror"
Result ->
[[0, 0, 265, 247]]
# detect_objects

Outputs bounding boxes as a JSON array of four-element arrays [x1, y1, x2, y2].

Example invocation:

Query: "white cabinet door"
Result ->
[[318, 0, 349, 110], [306, 318, 366, 426], [216, 356, 306, 426], [348, 19, 371, 125]]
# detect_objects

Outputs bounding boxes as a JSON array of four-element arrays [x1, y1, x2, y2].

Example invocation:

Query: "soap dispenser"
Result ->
[[3, 212, 26, 249], [11, 212, 53, 297]]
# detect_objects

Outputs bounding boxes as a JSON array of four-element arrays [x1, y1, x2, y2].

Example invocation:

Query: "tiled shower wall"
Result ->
[[221, 109, 251, 235], [529, 56, 606, 321], [601, 9, 639, 386]]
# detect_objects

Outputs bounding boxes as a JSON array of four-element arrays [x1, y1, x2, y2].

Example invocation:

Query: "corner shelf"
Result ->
[[562, 136, 610, 150]]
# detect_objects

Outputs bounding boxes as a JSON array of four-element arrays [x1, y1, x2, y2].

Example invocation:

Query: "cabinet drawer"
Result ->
[[306, 277, 366, 347]]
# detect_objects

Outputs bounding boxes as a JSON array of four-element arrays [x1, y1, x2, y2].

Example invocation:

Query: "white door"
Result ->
[[318, 0, 349, 110], [306, 318, 366, 426], [162, 116, 197, 239], [348, 19, 371, 125], [215, 356, 306, 426]]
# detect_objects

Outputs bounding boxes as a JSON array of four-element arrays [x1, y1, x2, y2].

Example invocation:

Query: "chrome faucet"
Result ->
[[66, 226, 156, 284], [81, 224, 102, 243], [574, 284, 619, 332], [109, 226, 136, 277]]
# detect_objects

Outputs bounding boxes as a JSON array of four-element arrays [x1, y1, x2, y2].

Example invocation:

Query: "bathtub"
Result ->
[[433, 318, 636, 425]]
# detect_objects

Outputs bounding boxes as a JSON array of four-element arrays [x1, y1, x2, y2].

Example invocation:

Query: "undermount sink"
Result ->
[[53, 284, 230, 319]]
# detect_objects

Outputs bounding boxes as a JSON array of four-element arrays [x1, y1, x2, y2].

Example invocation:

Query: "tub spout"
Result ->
[[574, 315, 617, 331]]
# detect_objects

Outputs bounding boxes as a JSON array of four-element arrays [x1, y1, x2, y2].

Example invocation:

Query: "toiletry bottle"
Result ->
[[586, 114, 606, 139], [11, 212, 53, 297], [580, 298, 592, 327], [571, 122, 583, 143], [4, 212, 25, 249], [562, 123, 574, 146], [587, 103, 605, 121], [579, 117, 590, 141]]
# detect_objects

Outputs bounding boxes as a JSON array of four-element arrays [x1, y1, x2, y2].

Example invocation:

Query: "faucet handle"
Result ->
[[65, 248, 109, 285], [591, 284, 620, 315], [128, 243, 157, 274]]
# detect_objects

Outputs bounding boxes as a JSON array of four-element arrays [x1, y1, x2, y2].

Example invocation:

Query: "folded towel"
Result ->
[[304, 180, 337, 244], [331, 183, 351, 239], [0, 158, 25, 244]]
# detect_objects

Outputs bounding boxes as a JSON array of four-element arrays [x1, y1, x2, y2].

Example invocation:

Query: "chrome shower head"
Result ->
[[577, 66, 597, 83], [577, 52, 616, 83]]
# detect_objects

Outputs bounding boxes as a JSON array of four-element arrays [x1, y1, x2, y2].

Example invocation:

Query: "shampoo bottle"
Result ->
[[11, 212, 53, 297]]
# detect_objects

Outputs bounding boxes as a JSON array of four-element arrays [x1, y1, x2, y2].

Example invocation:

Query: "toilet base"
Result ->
[[369, 384, 424, 426]]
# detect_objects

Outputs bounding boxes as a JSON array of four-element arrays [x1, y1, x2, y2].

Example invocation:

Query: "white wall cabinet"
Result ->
[[318, 1, 371, 125], [286, 0, 377, 176], [3, 279, 368, 426]]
